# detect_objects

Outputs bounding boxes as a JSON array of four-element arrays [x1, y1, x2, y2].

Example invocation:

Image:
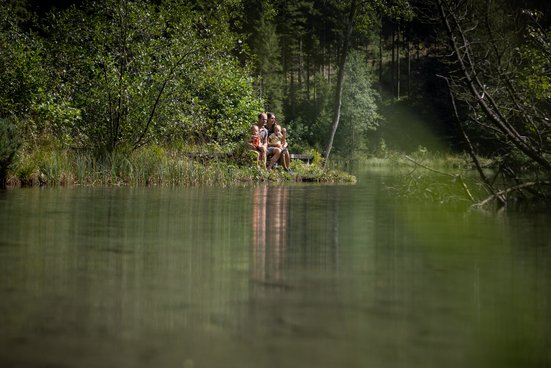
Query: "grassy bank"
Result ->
[[338, 149, 550, 208], [5, 146, 356, 187], [355, 148, 493, 171], [333, 149, 496, 206]]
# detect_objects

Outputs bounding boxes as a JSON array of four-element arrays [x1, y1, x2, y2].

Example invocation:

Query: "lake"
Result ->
[[0, 168, 550, 368]]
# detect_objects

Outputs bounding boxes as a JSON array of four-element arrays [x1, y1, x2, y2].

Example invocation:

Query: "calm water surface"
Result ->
[[0, 169, 550, 368]]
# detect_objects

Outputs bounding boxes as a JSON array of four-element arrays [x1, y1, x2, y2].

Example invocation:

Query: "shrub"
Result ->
[[0, 118, 21, 188]]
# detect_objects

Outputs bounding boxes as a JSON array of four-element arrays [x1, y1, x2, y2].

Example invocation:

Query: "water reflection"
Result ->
[[1, 180, 550, 368], [251, 185, 288, 284]]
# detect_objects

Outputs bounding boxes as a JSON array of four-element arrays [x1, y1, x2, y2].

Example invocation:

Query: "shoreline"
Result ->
[[4, 146, 356, 188]]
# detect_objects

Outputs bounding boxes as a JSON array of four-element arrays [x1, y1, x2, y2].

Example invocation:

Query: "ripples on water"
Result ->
[[0, 172, 550, 367]]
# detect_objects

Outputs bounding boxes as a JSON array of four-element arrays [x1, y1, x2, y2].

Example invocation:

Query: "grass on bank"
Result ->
[[6, 145, 356, 187], [335, 147, 551, 208], [361, 147, 493, 171], [330, 147, 496, 206]]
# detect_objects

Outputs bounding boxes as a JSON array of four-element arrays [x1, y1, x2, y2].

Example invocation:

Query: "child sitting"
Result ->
[[268, 124, 284, 149], [266, 124, 293, 173], [266, 125, 284, 171], [249, 125, 266, 167]]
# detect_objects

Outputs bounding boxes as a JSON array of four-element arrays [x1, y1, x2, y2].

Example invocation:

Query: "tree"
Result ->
[[322, 0, 357, 168], [251, 5, 283, 113], [322, 0, 413, 168], [334, 50, 381, 157], [40, 0, 261, 154], [436, 0, 551, 204], [0, 3, 45, 120]]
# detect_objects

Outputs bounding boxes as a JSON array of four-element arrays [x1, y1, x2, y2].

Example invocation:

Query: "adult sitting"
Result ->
[[256, 112, 281, 171], [266, 124, 285, 171], [266, 112, 292, 173]]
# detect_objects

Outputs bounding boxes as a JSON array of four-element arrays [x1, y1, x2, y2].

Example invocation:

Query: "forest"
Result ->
[[1, 0, 550, 205]]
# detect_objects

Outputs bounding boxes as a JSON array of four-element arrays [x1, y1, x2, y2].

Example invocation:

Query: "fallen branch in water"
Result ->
[[404, 155, 475, 202], [404, 155, 455, 177], [473, 181, 551, 208]]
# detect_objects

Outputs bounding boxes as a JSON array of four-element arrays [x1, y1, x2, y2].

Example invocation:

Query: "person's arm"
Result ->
[[260, 129, 268, 148], [268, 135, 282, 148]]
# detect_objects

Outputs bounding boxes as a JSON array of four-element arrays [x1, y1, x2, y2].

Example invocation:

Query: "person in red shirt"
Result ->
[[249, 124, 266, 168]]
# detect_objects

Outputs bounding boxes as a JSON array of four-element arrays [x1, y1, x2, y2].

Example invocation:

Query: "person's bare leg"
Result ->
[[267, 148, 281, 171], [283, 151, 290, 170], [280, 128, 291, 171], [279, 154, 287, 170], [260, 148, 267, 169], [286, 151, 291, 168]]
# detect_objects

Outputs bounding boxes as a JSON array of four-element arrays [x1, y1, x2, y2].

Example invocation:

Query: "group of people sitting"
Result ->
[[249, 112, 293, 174]]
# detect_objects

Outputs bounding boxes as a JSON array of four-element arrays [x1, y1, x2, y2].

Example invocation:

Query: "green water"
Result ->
[[0, 169, 550, 368]]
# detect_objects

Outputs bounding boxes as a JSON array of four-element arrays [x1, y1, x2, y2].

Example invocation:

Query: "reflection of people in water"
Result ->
[[251, 186, 288, 283], [252, 186, 267, 281]]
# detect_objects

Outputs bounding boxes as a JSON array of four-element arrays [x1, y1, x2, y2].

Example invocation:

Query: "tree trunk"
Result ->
[[391, 25, 395, 96], [290, 69, 295, 116], [396, 23, 401, 99], [378, 16, 383, 90], [306, 50, 310, 100], [407, 29, 411, 98], [298, 38, 303, 100]]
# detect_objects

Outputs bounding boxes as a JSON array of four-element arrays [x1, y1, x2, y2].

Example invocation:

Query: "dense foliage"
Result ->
[[2, 0, 262, 155]]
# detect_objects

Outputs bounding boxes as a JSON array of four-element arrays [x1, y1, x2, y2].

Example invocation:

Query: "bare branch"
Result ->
[[474, 181, 551, 207]]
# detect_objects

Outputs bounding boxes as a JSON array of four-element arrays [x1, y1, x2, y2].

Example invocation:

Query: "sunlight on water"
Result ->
[[0, 172, 550, 367]]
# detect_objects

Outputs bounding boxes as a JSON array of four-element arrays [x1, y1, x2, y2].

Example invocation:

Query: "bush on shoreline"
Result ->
[[0, 118, 21, 188]]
